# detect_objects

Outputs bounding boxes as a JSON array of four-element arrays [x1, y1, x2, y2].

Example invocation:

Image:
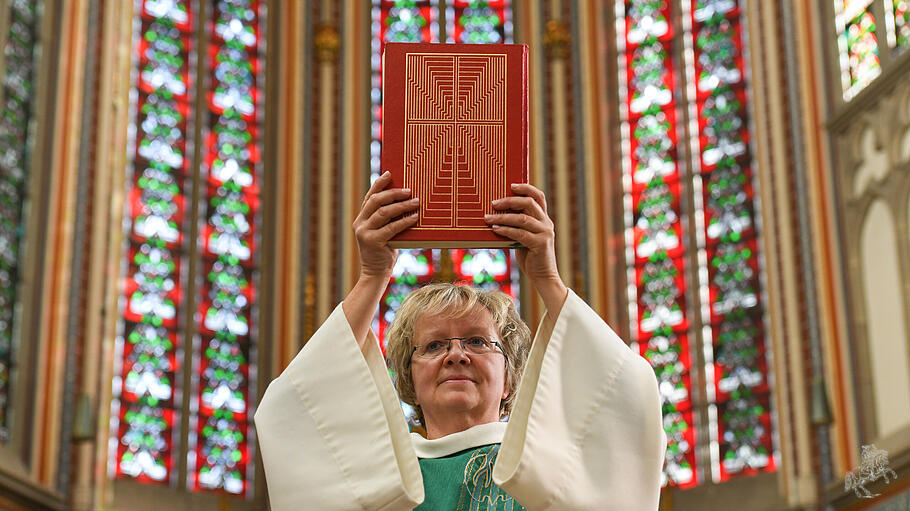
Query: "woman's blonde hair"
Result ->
[[385, 283, 531, 427]]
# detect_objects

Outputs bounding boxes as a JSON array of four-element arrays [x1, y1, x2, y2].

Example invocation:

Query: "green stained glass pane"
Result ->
[[620, 0, 699, 488], [113, 0, 197, 486], [384, 0, 430, 42], [187, 0, 263, 496], [836, 2, 881, 100]]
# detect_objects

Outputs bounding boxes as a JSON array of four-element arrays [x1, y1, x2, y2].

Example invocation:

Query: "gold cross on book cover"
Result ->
[[381, 42, 528, 248]]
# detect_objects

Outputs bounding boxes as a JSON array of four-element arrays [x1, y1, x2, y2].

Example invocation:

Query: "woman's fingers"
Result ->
[[378, 212, 420, 239], [486, 182, 554, 250], [489, 184, 563, 297], [487, 220, 552, 250], [490, 195, 547, 222], [484, 212, 547, 233], [354, 170, 418, 245], [361, 171, 391, 207], [363, 197, 420, 230], [359, 171, 409, 217], [510, 183, 548, 213], [360, 187, 413, 222], [354, 171, 418, 280], [489, 224, 537, 247]]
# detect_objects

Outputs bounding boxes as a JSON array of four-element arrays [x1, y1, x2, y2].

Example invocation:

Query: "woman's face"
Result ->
[[410, 306, 508, 435]]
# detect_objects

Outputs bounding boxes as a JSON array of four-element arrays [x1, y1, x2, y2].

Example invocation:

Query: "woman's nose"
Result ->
[[443, 342, 470, 364]]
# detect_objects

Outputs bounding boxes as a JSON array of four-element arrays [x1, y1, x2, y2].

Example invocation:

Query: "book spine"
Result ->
[[522, 45, 529, 183]]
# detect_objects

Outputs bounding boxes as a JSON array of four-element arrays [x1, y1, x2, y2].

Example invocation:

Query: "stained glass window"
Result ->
[[451, 249, 515, 294], [616, 0, 776, 488], [111, 0, 193, 484], [885, 0, 910, 50], [616, 0, 699, 488], [111, 0, 264, 497], [371, 0, 518, 356], [0, 0, 43, 443], [685, 0, 774, 482], [187, 0, 263, 496], [835, 0, 882, 100], [446, 0, 512, 44]]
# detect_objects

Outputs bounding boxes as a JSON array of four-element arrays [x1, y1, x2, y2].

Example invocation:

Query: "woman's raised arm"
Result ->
[[255, 171, 424, 509], [484, 183, 568, 315], [343, 171, 418, 348]]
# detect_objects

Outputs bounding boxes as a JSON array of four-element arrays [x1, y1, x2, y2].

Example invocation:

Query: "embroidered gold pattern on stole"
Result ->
[[460, 445, 525, 510]]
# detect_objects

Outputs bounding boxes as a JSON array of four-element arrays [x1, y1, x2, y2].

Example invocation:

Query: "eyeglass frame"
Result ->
[[409, 336, 507, 366]]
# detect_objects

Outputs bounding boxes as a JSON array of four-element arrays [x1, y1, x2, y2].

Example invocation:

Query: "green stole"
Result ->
[[416, 443, 527, 511]]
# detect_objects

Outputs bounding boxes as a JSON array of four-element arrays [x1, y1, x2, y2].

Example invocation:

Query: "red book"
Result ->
[[382, 42, 529, 248]]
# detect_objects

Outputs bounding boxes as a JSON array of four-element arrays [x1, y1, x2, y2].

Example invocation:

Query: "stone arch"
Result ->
[[860, 200, 910, 439]]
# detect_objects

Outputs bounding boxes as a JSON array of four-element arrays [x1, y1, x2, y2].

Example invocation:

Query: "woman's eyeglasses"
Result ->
[[411, 336, 506, 361]]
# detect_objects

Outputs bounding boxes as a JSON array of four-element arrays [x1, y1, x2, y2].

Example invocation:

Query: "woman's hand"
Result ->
[[344, 171, 418, 347], [352, 171, 419, 279], [485, 183, 568, 314]]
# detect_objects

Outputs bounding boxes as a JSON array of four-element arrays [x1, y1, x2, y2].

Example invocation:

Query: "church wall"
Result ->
[[834, 80, 910, 453], [83, 1, 134, 507], [0, 0, 99, 509], [821, 0, 910, 505], [793, 0, 862, 486], [298, 0, 372, 347], [833, 80, 910, 439], [262, 0, 305, 380], [574, 0, 607, 318]]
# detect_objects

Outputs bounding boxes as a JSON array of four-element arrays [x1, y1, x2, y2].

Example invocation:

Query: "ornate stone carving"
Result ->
[[314, 24, 339, 63], [543, 20, 570, 60]]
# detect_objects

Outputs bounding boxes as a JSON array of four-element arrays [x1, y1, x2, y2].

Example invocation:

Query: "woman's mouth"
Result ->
[[441, 376, 473, 383]]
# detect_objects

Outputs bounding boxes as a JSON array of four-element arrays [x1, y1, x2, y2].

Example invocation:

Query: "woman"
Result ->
[[255, 173, 666, 510]]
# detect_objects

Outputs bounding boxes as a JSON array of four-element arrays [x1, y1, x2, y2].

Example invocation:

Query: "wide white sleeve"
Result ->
[[493, 290, 667, 510], [254, 303, 424, 510]]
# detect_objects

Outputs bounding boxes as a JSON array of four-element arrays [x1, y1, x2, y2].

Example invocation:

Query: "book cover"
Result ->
[[381, 42, 529, 248]]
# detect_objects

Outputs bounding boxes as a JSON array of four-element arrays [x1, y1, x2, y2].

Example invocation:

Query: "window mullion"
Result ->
[[179, 0, 208, 492], [872, 0, 895, 66], [671, 0, 714, 486]]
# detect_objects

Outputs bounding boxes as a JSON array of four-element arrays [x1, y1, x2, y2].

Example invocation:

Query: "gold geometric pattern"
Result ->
[[404, 53, 506, 229]]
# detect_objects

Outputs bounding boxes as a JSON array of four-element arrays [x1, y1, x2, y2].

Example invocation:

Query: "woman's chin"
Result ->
[[435, 391, 479, 411]]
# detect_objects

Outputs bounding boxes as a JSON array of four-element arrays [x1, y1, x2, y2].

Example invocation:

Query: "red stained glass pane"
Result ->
[[661, 404, 698, 488], [112, 0, 196, 484], [715, 389, 776, 479], [188, 0, 264, 496], [689, 0, 774, 482], [619, 0, 699, 488]]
